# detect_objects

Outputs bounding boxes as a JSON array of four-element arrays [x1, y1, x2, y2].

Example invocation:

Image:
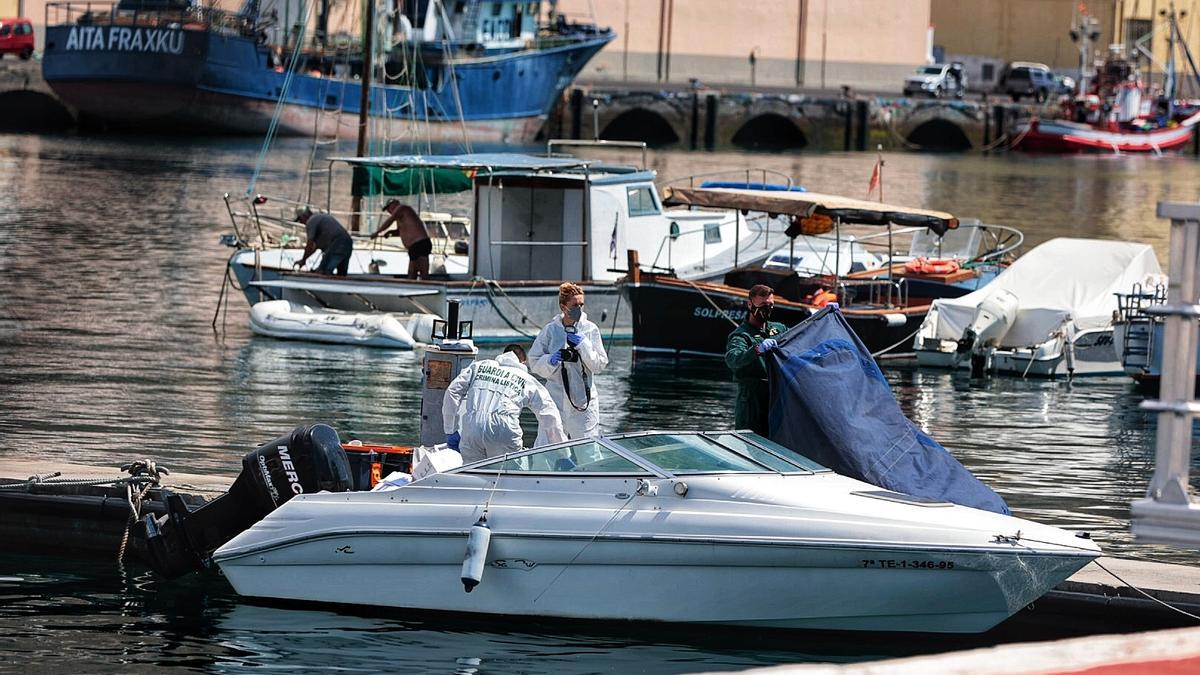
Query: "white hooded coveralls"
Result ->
[[441, 351, 567, 463], [529, 312, 609, 445]]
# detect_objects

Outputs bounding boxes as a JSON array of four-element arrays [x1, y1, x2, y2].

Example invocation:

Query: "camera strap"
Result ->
[[560, 361, 591, 412]]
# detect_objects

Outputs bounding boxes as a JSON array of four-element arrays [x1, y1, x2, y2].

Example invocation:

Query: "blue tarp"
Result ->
[[766, 307, 1010, 515]]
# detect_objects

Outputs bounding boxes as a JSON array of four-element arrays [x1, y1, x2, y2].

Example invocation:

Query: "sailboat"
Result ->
[[41, 0, 612, 144]]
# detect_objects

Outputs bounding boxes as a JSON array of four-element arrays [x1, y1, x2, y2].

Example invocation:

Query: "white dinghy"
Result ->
[[249, 300, 435, 349], [212, 430, 1099, 634], [914, 238, 1164, 377]]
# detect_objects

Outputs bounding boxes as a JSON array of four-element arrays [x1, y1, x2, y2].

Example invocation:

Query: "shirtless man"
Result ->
[[370, 199, 433, 279]]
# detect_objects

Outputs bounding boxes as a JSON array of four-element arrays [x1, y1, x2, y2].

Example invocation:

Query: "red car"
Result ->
[[0, 18, 34, 60]]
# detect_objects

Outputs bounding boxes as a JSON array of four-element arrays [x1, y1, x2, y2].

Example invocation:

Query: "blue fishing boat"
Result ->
[[40, 0, 612, 143]]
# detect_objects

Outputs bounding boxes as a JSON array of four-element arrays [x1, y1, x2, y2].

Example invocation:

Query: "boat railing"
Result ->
[[1115, 282, 1168, 322], [227, 193, 469, 258], [546, 139, 647, 169], [837, 277, 909, 309], [45, 1, 256, 36], [661, 168, 796, 191]]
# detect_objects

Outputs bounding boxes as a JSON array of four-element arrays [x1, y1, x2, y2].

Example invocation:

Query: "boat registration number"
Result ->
[[861, 559, 955, 570]]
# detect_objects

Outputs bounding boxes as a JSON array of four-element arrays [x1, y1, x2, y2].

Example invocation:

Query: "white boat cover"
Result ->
[[926, 238, 1163, 347]]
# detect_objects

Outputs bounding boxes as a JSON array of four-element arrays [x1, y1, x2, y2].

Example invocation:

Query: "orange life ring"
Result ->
[[903, 257, 961, 275], [809, 290, 838, 308]]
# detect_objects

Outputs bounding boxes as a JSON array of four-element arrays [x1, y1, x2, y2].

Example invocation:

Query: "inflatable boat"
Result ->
[[249, 300, 436, 349]]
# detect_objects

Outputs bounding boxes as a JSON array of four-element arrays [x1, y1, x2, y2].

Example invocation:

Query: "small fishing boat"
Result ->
[[249, 300, 435, 349], [914, 238, 1164, 377], [623, 187, 1015, 359], [226, 152, 794, 342], [1014, 115, 1200, 154], [1014, 11, 1200, 155]]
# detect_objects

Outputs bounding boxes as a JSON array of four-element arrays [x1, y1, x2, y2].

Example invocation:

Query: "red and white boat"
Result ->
[[1014, 112, 1200, 154]]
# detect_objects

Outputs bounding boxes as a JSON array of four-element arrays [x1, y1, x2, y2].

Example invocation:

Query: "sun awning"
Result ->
[[330, 153, 593, 172], [661, 186, 959, 236]]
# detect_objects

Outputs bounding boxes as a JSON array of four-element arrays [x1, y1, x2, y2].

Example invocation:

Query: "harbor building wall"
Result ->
[[552, 0, 933, 92]]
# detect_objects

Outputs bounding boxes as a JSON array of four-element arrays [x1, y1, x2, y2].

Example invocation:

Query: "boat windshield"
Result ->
[[464, 441, 653, 475], [712, 432, 831, 473], [610, 433, 775, 474]]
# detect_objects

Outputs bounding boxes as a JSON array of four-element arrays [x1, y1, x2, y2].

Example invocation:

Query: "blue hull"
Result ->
[[42, 24, 611, 142]]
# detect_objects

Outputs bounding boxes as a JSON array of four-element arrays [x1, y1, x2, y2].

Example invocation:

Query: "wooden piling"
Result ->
[[843, 100, 853, 152], [570, 89, 584, 140], [704, 94, 718, 150], [992, 105, 1006, 146], [627, 249, 641, 284], [689, 92, 699, 150], [854, 99, 868, 151]]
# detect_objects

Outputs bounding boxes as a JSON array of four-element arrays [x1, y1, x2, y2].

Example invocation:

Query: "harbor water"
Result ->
[[2, 133, 1200, 670]]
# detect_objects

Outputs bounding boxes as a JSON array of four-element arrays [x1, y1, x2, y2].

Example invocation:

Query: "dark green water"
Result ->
[[2, 133, 1199, 671]]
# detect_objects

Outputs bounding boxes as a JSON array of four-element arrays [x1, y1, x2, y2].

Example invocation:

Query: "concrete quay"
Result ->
[[552, 79, 1054, 153], [0, 57, 74, 131]]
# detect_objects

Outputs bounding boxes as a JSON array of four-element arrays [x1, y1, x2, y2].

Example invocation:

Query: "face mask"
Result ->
[[566, 306, 583, 322], [751, 303, 773, 321]]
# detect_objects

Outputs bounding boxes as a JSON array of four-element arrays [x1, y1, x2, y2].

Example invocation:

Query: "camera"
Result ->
[[558, 346, 580, 363]]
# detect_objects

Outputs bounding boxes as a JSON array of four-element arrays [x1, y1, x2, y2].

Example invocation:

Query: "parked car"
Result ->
[[1054, 74, 1077, 96], [0, 17, 34, 60], [996, 62, 1056, 102], [903, 62, 966, 98]]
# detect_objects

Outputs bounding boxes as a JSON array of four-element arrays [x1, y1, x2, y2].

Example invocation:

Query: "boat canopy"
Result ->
[[661, 186, 958, 236], [331, 153, 593, 173]]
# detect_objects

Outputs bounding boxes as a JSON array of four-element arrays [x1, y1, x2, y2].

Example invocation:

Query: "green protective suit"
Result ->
[[725, 319, 787, 435]]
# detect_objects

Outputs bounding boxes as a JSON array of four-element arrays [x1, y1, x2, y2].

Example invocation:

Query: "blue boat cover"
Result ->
[[766, 308, 1009, 515], [699, 181, 807, 192]]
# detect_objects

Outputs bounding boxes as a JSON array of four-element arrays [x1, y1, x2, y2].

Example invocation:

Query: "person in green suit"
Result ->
[[725, 284, 787, 435]]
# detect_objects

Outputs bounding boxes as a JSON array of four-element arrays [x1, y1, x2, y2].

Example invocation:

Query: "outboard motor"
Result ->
[[142, 424, 353, 578], [954, 289, 1020, 377]]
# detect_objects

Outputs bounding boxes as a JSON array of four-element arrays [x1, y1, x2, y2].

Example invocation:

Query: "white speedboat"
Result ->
[[914, 238, 1163, 377], [249, 300, 435, 349], [213, 430, 1099, 633]]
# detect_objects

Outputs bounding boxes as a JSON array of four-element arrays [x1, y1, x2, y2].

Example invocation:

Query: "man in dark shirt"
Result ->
[[725, 284, 787, 435], [294, 207, 353, 276]]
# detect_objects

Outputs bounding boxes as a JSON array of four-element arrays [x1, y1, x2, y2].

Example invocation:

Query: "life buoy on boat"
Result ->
[[904, 257, 961, 275], [812, 290, 838, 308]]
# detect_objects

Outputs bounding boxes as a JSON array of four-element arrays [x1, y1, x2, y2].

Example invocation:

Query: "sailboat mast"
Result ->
[[350, 0, 376, 233]]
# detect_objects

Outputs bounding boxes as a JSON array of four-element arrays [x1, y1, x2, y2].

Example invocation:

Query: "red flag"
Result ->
[[866, 158, 881, 198]]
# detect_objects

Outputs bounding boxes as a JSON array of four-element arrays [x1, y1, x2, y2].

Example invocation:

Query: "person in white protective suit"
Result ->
[[441, 344, 567, 463], [529, 283, 609, 449]]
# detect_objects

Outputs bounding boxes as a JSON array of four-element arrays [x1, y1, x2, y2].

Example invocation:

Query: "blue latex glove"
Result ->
[[826, 302, 840, 311], [755, 338, 779, 354], [549, 351, 563, 366], [446, 431, 461, 450], [565, 333, 583, 347]]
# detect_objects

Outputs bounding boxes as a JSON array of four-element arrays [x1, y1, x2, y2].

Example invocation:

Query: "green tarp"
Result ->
[[351, 166, 473, 197]]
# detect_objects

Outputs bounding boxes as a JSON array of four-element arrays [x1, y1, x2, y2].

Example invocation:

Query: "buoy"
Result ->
[[461, 514, 491, 593]]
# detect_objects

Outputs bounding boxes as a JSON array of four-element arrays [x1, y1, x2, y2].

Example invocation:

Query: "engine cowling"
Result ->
[[141, 424, 352, 578]]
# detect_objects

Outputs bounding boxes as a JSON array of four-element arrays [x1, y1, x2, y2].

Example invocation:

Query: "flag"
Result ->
[[609, 213, 619, 259], [866, 158, 881, 199]]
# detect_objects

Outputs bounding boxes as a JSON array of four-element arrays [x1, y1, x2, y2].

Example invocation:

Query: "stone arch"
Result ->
[[599, 108, 680, 147], [905, 119, 972, 151], [731, 114, 808, 151], [0, 91, 75, 131]]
